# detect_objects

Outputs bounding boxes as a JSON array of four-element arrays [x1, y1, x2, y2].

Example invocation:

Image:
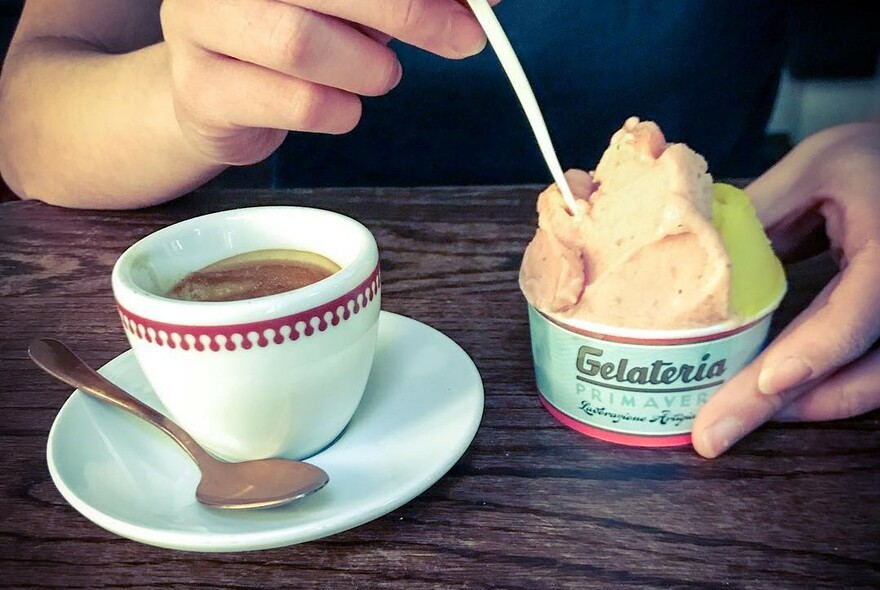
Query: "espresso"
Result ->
[[166, 249, 341, 302]]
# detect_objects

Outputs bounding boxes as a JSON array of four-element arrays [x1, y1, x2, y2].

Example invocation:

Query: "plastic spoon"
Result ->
[[467, 0, 578, 213]]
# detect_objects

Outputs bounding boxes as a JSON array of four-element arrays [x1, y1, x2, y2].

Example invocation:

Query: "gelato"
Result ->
[[520, 117, 785, 330]]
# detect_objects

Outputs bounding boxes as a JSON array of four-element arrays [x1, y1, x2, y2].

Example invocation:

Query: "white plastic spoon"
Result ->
[[467, 0, 578, 213]]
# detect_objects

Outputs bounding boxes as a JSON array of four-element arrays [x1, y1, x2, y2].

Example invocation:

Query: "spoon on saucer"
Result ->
[[29, 338, 329, 509], [466, 0, 579, 214]]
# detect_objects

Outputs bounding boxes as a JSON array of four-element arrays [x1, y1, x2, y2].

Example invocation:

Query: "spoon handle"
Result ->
[[28, 338, 212, 466], [467, 0, 578, 213]]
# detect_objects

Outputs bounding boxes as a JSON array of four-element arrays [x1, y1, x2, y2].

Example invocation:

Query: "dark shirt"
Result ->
[[272, 0, 789, 188]]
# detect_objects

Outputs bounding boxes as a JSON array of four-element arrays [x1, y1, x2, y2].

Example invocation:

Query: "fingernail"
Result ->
[[390, 59, 404, 89], [451, 7, 488, 57], [758, 357, 812, 396], [701, 417, 744, 458]]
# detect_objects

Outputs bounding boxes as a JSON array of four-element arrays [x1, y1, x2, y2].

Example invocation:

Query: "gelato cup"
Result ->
[[519, 117, 788, 447], [526, 300, 780, 447]]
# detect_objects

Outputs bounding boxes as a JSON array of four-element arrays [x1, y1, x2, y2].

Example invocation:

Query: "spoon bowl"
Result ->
[[196, 457, 328, 509], [29, 338, 329, 510]]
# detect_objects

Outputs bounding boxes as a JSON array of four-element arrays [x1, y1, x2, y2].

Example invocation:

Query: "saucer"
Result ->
[[46, 311, 483, 552]]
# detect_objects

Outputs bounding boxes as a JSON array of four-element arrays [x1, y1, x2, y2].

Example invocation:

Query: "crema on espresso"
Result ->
[[166, 249, 340, 302]]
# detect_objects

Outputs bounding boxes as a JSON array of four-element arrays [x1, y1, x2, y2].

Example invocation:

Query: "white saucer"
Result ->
[[46, 311, 483, 552]]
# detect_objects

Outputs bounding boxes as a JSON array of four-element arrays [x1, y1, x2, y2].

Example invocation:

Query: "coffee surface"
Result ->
[[166, 249, 341, 302]]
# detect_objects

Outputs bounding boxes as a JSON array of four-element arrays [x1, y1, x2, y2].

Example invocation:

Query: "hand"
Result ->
[[692, 121, 880, 458], [159, 0, 497, 165]]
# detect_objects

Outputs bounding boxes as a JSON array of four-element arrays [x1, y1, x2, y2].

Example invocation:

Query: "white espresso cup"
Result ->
[[111, 206, 380, 461]]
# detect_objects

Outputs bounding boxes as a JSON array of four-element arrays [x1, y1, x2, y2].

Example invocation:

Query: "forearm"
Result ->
[[0, 39, 226, 209]]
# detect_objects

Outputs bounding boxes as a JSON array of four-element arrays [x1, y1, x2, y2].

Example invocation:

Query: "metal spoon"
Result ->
[[29, 338, 329, 509], [467, 0, 579, 213]]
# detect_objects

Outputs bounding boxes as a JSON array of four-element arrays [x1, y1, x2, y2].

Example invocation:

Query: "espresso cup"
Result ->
[[111, 206, 380, 461]]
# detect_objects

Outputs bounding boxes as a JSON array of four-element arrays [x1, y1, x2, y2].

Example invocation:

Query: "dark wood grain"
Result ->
[[1, 188, 877, 590]]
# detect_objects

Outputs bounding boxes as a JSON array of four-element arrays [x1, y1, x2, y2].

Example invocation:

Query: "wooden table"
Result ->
[[1, 188, 877, 589]]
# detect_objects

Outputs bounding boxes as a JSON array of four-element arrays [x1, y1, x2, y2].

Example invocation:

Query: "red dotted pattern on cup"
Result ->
[[117, 265, 380, 352]]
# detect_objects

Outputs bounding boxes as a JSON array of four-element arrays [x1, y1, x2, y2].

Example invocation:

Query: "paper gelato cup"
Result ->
[[527, 302, 780, 447]]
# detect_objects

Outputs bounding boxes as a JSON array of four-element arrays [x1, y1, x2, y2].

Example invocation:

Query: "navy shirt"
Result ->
[[271, 0, 789, 187]]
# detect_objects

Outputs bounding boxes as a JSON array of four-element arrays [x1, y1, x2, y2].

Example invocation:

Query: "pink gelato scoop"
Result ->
[[519, 117, 732, 329]]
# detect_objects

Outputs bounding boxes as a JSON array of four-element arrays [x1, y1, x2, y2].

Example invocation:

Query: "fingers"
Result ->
[[756, 242, 880, 396], [159, 0, 500, 163], [691, 277, 840, 457], [774, 348, 880, 422], [172, 54, 361, 163], [694, 253, 880, 458], [694, 333, 880, 458], [282, 0, 490, 58], [162, 0, 368, 160], [700, 123, 880, 458], [177, 0, 402, 97], [748, 122, 880, 234], [349, 23, 394, 45], [691, 348, 807, 458]]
